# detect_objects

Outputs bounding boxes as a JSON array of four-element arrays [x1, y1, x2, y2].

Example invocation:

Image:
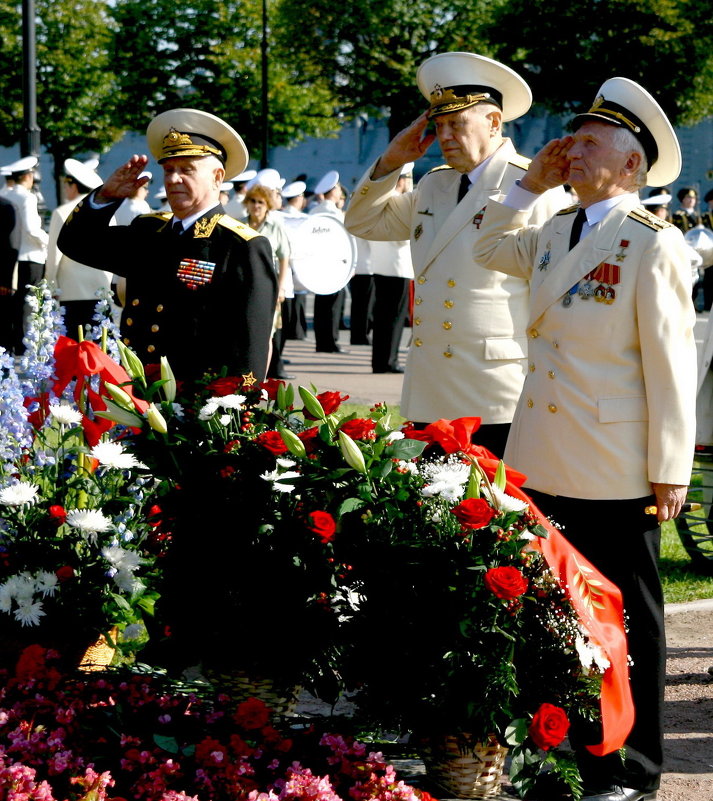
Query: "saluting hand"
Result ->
[[372, 112, 436, 180], [95, 154, 151, 204], [519, 137, 574, 195]]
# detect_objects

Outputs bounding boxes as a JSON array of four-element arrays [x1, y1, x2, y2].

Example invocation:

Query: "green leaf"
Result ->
[[504, 718, 528, 746], [153, 734, 180, 754], [339, 497, 365, 515], [375, 459, 394, 479], [386, 438, 427, 460]]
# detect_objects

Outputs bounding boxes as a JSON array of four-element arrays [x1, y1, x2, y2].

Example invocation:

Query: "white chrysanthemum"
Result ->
[[261, 469, 300, 493], [0, 584, 13, 612], [489, 485, 529, 513], [102, 545, 142, 572], [90, 441, 147, 470], [48, 402, 83, 426], [198, 398, 221, 420], [384, 430, 405, 442], [218, 394, 246, 410], [14, 599, 45, 627], [66, 508, 113, 538], [420, 460, 469, 501], [575, 635, 611, 673], [35, 571, 58, 597], [0, 482, 39, 507], [3, 574, 35, 602], [218, 414, 231, 426], [276, 457, 296, 469]]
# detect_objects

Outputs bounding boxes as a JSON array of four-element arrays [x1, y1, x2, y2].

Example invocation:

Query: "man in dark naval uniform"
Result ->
[[58, 108, 277, 381]]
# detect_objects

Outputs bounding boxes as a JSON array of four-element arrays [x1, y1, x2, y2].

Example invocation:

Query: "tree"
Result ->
[[109, 0, 339, 161], [481, 0, 713, 127], [272, 0, 498, 136]]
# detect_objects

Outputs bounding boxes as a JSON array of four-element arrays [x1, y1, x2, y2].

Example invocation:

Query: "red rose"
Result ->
[[484, 566, 528, 599], [260, 377, 286, 400], [55, 565, 75, 582], [233, 697, 271, 730], [528, 703, 570, 750], [450, 497, 496, 530], [308, 510, 337, 543], [255, 430, 289, 455], [48, 505, 67, 524], [298, 426, 321, 453], [340, 417, 377, 440], [206, 376, 244, 396], [303, 390, 349, 420]]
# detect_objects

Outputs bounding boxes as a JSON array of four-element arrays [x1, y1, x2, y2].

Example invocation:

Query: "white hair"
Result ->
[[609, 126, 648, 188]]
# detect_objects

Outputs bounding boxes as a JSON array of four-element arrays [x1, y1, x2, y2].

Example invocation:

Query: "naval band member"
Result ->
[[58, 109, 277, 381]]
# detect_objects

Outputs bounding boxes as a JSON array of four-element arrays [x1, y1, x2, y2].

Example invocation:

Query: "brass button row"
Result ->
[[129, 300, 164, 312], [526, 397, 558, 413]]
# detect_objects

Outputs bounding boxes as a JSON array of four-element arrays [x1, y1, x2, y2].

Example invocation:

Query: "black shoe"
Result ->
[[582, 787, 657, 801], [283, 359, 291, 364], [350, 338, 371, 346], [373, 366, 404, 374], [269, 373, 296, 380], [316, 346, 349, 354]]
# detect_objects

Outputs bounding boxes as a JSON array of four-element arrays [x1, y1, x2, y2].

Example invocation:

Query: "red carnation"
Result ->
[[450, 497, 496, 530], [484, 565, 528, 599], [528, 703, 570, 750], [308, 510, 337, 543], [48, 505, 67, 525], [55, 565, 75, 582], [206, 376, 244, 397], [255, 430, 289, 455], [303, 390, 349, 420], [340, 417, 377, 440]]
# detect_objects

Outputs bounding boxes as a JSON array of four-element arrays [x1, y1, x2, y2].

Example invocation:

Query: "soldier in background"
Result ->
[[0, 194, 17, 351], [671, 186, 700, 233]]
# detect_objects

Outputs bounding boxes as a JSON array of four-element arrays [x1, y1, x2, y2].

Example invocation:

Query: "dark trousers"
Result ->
[[371, 275, 410, 371], [284, 293, 308, 340], [348, 274, 374, 344], [314, 288, 345, 352], [61, 299, 98, 341], [12, 261, 44, 353], [526, 490, 664, 794]]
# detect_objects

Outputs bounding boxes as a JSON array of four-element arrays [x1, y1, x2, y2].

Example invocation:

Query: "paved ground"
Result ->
[[285, 329, 713, 800]]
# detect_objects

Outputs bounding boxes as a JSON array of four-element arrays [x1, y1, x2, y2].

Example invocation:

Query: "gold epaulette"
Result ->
[[217, 214, 262, 240], [140, 212, 172, 221], [426, 164, 454, 175], [555, 205, 579, 216], [629, 206, 673, 231], [509, 153, 531, 170]]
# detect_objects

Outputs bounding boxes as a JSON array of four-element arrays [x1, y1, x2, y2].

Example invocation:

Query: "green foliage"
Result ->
[[482, 0, 713, 126]]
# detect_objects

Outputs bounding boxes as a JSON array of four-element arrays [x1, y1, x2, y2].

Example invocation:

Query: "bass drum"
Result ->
[[284, 213, 356, 295]]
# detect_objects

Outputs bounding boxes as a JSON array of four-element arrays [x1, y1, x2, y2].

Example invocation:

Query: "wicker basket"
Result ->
[[77, 629, 117, 672], [202, 667, 301, 717], [420, 733, 508, 799]]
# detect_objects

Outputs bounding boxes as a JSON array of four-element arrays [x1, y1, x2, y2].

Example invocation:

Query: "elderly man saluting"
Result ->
[[58, 109, 277, 381], [345, 52, 565, 457], [474, 78, 696, 801]]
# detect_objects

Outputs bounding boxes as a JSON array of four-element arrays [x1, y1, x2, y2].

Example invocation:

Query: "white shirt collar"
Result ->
[[173, 204, 220, 231], [581, 193, 637, 231]]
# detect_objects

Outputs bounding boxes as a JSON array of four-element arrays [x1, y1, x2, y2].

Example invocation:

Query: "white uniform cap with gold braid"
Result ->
[[571, 77, 681, 187], [417, 52, 532, 123], [146, 108, 248, 180]]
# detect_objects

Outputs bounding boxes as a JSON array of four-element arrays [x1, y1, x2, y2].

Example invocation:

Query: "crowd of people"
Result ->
[[0, 51, 710, 801]]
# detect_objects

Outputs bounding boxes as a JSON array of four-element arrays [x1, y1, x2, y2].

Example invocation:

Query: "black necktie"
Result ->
[[457, 173, 471, 203], [172, 219, 185, 236], [568, 207, 587, 250]]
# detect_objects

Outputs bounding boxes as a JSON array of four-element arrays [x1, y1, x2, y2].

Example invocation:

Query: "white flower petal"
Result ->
[[0, 482, 39, 507]]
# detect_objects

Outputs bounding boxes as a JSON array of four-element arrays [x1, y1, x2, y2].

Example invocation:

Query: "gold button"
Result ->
[[415, 296, 422, 305], [125, 318, 133, 326], [156, 304, 164, 312], [530, 328, 539, 338], [527, 398, 534, 408], [444, 299, 454, 309], [147, 345, 156, 353], [360, 187, 369, 195], [443, 350, 453, 358], [414, 317, 421, 326], [123, 337, 131, 345], [151, 324, 159, 333], [131, 298, 139, 307], [529, 363, 535, 372], [553, 340, 559, 349], [548, 403, 557, 413], [447, 279, 456, 288], [548, 370, 555, 379], [414, 338, 423, 347], [442, 321, 452, 330], [417, 274, 426, 285]]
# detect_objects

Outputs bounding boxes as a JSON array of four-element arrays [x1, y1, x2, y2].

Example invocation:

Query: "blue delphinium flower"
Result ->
[[17, 281, 63, 401], [88, 287, 121, 361], [0, 348, 32, 478]]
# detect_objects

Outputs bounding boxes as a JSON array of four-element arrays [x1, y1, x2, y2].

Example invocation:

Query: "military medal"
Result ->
[[177, 258, 216, 289], [616, 238, 630, 262], [472, 207, 485, 228], [562, 284, 578, 307], [538, 242, 551, 271], [592, 262, 621, 304], [414, 223, 423, 240]]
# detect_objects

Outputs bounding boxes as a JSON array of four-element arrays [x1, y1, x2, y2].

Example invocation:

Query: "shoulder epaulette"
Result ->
[[628, 207, 673, 231], [508, 153, 531, 170], [426, 164, 454, 175], [555, 205, 579, 216], [217, 214, 262, 240], [139, 212, 172, 221]]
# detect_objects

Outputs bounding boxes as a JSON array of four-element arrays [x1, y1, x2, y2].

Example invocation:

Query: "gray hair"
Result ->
[[609, 126, 648, 189]]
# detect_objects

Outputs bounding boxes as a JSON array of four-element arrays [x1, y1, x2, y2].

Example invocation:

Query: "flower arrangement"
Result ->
[[0, 284, 167, 663], [0, 644, 437, 801]]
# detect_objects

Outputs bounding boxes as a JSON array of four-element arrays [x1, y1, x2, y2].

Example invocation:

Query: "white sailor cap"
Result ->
[[219, 181, 234, 192], [641, 193, 672, 206], [64, 158, 103, 190], [314, 170, 339, 195], [247, 168, 285, 191], [282, 180, 306, 198], [230, 169, 257, 183], [6, 155, 39, 175]]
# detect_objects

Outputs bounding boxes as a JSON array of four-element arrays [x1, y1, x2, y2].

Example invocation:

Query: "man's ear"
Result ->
[[486, 108, 503, 136], [624, 150, 643, 175], [214, 166, 226, 187]]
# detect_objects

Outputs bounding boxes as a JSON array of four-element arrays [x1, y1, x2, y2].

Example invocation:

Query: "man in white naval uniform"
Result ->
[[474, 78, 696, 801], [345, 52, 565, 456]]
